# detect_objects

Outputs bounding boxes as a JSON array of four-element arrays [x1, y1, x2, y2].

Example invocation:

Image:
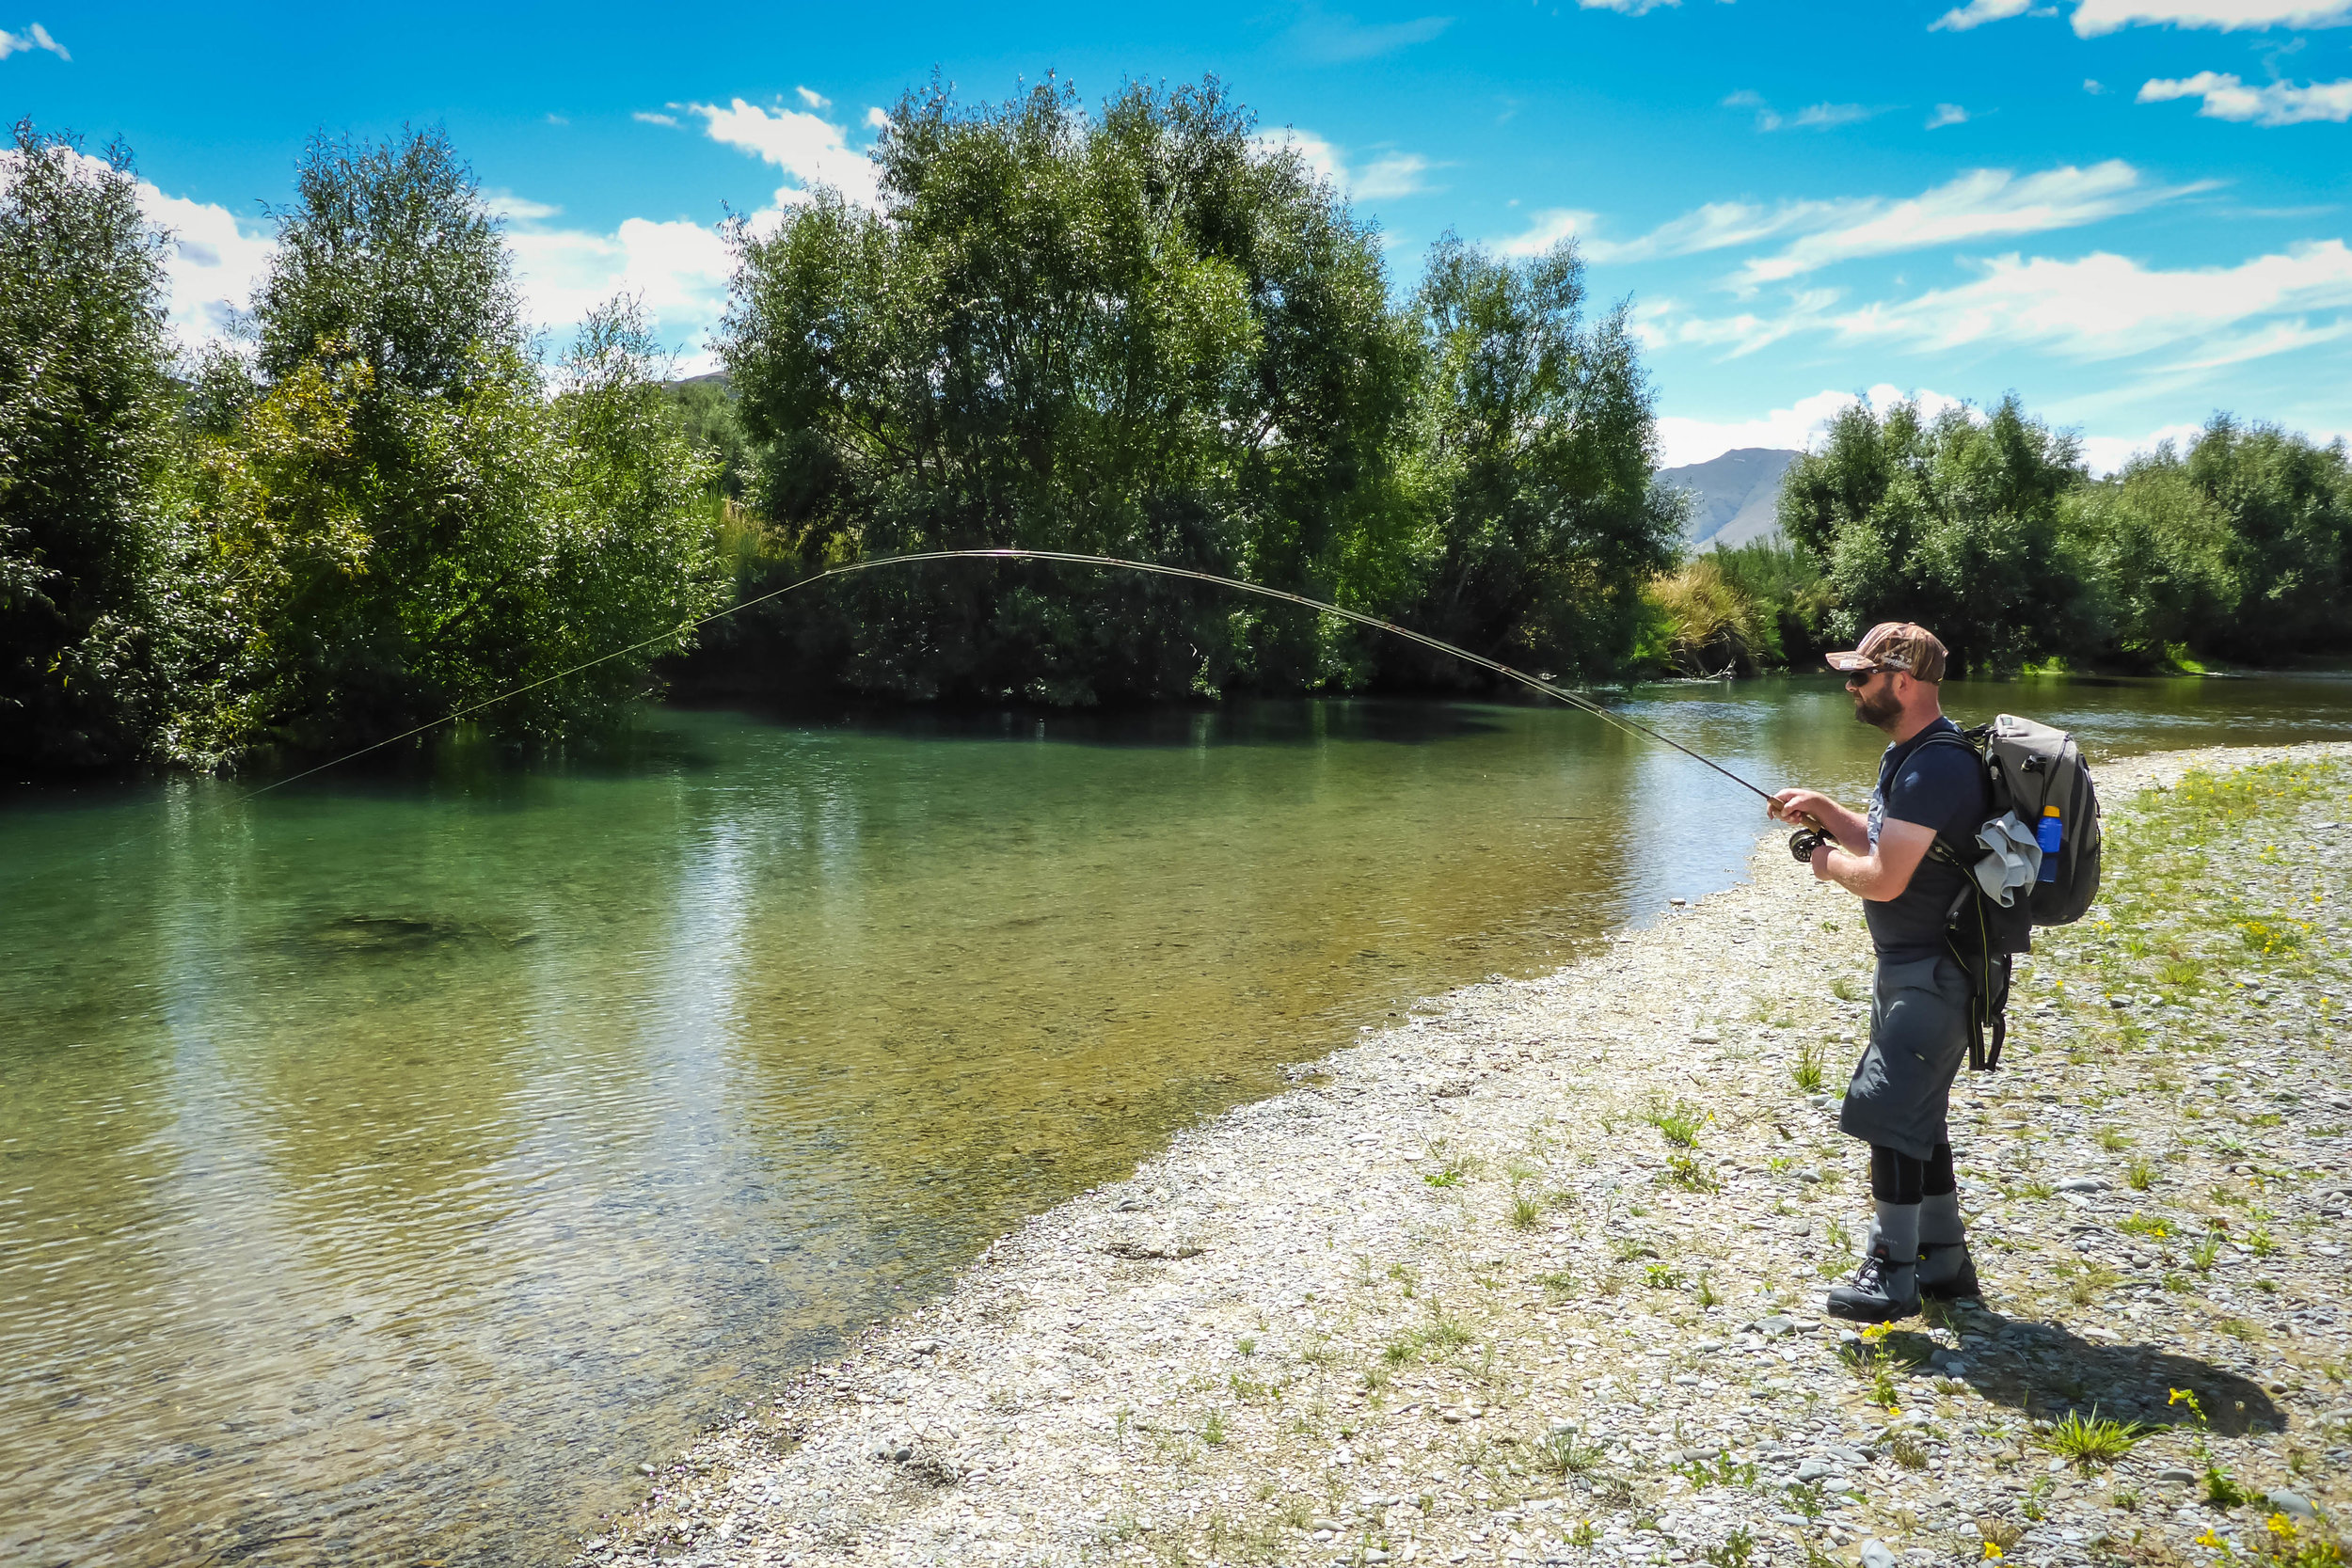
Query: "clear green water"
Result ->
[[4, 673, 2348, 1566]]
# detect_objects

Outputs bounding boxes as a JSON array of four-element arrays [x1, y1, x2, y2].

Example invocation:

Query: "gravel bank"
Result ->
[[576, 742, 2352, 1568]]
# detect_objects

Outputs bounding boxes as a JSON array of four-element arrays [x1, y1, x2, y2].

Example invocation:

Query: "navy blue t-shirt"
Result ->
[[1864, 717, 1990, 959]]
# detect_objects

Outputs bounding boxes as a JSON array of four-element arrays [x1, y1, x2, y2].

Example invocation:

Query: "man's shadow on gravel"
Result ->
[[1884, 1311, 2283, 1434]]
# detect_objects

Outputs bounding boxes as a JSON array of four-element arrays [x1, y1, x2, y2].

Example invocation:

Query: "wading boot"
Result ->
[[1826, 1246, 1921, 1323], [1917, 1189, 1978, 1301], [1916, 1242, 1981, 1302]]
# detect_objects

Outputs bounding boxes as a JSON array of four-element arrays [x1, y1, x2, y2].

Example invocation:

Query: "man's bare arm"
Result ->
[[1813, 816, 1936, 901]]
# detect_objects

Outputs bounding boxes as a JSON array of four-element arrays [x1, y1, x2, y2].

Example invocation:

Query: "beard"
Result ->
[[1851, 684, 1902, 728]]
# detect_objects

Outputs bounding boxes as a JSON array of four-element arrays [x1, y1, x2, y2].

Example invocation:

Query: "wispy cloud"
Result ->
[[1506, 198, 1845, 263], [633, 110, 679, 128], [795, 86, 831, 110], [1499, 208, 1597, 259], [2071, 0, 2352, 33], [1735, 160, 2197, 286], [1931, 0, 2035, 31], [1723, 90, 1878, 133], [483, 191, 563, 221], [1252, 127, 1438, 201], [1282, 5, 1453, 63], [1828, 240, 2352, 360], [0, 21, 66, 60], [1793, 103, 1874, 129], [1577, 0, 1680, 13], [2138, 71, 2352, 124], [1927, 103, 1971, 129], [1940, 0, 2352, 33], [1523, 161, 2192, 283], [690, 96, 882, 208]]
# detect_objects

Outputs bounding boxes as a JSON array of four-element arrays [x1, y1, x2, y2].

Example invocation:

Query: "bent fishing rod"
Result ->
[[239, 546, 1781, 808]]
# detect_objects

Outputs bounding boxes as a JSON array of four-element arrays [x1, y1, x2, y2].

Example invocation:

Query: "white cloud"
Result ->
[[1946, 0, 2352, 31], [1931, 0, 2034, 29], [1830, 240, 2352, 359], [1723, 91, 1876, 133], [503, 214, 736, 363], [865, 106, 891, 131], [1579, 0, 1679, 12], [1656, 385, 1970, 468], [1250, 127, 1437, 201], [1927, 103, 1971, 128], [795, 86, 831, 110], [1498, 208, 1596, 258], [690, 97, 882, 208], [1507, 198, 1843, 263], [0, 21, 67, 60], [2078, 422, 2205, 475], [1353, 152, 1434, 199], [2069, 0, 2352, 33], [2138, 71, 2352, 124], [140, 185, 275, 350], [2084, 78, 2106, 93], [1735, 160, 2191, 286], [483, 190, 562, 221], [1792, 103, 1874, 129], [633, 110, 679, 128], [1539, 161, 2187, 279]]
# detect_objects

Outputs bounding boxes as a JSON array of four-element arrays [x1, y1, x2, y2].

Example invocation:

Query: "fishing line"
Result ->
[[4, 548, 1778, 890], [237, 546, 1777, 806]]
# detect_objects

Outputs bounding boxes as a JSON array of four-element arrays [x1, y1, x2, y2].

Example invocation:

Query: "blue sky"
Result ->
[[9, 0, 2350, 468]]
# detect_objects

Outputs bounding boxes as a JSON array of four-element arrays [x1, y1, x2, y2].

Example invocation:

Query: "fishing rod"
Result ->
[[237, 546, 1780, 807]]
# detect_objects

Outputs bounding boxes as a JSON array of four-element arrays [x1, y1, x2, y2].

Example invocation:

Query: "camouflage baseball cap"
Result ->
[[1825, 622, 1947, 683]]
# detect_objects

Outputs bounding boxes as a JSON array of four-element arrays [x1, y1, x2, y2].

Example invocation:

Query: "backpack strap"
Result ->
[[1907, 728, 1991, 874]]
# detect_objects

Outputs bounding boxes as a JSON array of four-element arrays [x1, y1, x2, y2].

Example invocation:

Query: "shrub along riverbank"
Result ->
[[7, 87, 2352, 774]]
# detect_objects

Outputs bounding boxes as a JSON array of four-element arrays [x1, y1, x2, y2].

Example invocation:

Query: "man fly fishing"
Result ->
[[1767, 623, 1986, 1323]]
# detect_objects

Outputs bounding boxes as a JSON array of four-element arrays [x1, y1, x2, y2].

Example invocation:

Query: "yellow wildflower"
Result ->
[[1983, 1544, 2004, 1560]]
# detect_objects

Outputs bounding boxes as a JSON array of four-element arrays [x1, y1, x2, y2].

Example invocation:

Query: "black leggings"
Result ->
[[1869, 1142, 1956, 1204]]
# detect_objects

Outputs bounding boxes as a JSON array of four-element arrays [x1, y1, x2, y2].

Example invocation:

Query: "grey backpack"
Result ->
[[1923, 714, 2104, 1069], [1982, 713, 2104, 927]]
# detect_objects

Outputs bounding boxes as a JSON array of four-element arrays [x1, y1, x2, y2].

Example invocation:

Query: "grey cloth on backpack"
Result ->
[[1968, 811, 2043, 906], [1839, 953, 1972, 1162]]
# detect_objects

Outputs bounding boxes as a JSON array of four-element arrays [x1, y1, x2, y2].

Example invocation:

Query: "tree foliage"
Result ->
[[717, 78, 1673, 702], [4, 121, 725, 770], [1776, 395, 2090, 672], [0, 120, 178, 766], [1389, 235, 1680, 685], [720, 76, 1417, 703]]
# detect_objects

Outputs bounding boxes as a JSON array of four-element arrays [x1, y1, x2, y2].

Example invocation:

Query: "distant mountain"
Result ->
[[1656, 447, 1803, 549]]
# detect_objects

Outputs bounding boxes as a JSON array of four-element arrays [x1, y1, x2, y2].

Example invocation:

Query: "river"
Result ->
[[4, 673, 2348, 1566]]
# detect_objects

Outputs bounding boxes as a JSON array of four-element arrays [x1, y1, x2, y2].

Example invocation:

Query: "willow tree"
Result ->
[[719, 76, 1416, 704], [0, 121, 179, 768], [168, 129, 724, 762], [1777, 396, 2092, 673], [1388, 235, 1682, 684]]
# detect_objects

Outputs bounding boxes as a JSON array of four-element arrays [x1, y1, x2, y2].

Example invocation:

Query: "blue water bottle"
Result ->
[[2037, 805, 2062, 882]]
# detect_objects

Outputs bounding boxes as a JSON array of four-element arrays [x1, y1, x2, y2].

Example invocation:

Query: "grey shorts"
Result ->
[[1838, 952, 1971, 1161]]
